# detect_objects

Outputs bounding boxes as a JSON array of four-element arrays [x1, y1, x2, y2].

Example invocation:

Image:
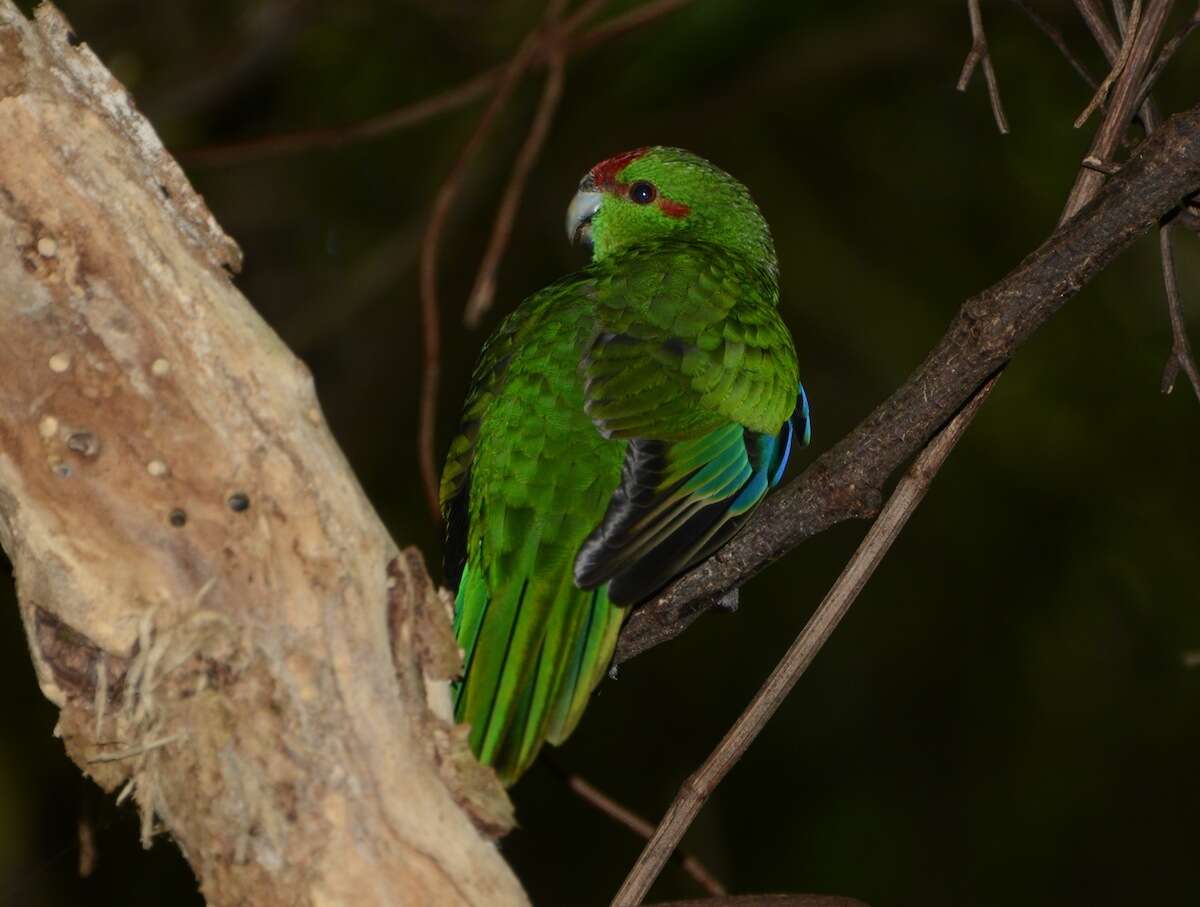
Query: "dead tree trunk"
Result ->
[[0, 4, 524, 904]]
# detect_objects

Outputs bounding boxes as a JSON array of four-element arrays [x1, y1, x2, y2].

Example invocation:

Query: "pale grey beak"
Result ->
[[566, 188, 602, 246]]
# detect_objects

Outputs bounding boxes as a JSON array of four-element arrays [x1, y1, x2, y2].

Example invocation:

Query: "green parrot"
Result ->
[[440, 147, 810, 785]]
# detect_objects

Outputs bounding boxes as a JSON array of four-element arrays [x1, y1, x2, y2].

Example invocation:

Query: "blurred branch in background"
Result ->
[[178, 0, 692, 169], [415, 17, 545, 521], [463, 11, 567, 330], [1009, 0, 1100, 90], [541, 756, 727, 898], [142, 0, 309, 122]]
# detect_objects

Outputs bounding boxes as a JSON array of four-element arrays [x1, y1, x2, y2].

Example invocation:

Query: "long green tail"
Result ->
[[453, 556, 624, 784]]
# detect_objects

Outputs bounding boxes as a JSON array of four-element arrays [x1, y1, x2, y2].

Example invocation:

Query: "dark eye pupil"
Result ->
[[630, 181, 656, 205]]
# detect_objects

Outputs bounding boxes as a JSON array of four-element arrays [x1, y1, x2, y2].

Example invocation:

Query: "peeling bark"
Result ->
[[0, 3, 524, 905]]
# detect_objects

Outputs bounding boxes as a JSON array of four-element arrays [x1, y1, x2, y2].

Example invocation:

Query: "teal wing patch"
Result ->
[[575, 387, 808, 605], [575, 243, 805, 604]]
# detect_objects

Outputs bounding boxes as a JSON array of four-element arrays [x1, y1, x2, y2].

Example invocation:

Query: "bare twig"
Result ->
[[573, 0, 691, 47], [1074, 0, 1142, 127], [1062, 0, 1175, 221], [1158, 223, 1200, 398], [143, 0, 307, 122], [546, 761, 727, 897], [181, 0, 692, 168], [464, 11, 569, 328], [1132, 3, 1200, 115], [560, 0, 613, 33], [181, 75, 495, 168], [1009, 0, 1100, 90], [1075, 0, 1123, 56], [417, 33, 543, 522], [613, 380, 998, 906], [957, 0, 1011, 133]]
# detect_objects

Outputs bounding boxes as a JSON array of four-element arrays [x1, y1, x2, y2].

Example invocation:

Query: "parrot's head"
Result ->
[[566, 146, 776, 272]]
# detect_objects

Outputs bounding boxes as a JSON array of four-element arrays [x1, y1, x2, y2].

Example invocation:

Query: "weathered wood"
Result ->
[[0, 4, 523, 904]]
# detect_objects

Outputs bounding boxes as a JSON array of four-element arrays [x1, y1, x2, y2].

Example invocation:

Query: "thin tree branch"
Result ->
[[180, 0, 692, 168], [1158, 223, 1200, 398], [613, 380, 997, 906], [1074, 0, 1142, 127], [417, 32, 543, 522], [614, 103, 1200, 666], [464, 12, 569, 328], [1062, 0, 1175, 221], [957, 0, 1011, 134], [1132, 2, 1200, 115], [1075, 0, 1124, 57], [542, 758, 727, 898], [573, 0, 691, 47], [181, 73, 496, 168], [1009, 0, 1100, 91]]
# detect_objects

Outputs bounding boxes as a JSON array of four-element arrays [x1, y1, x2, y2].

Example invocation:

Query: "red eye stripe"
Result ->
[[590, 147, 651, 189], [656, 198, 691, 219]]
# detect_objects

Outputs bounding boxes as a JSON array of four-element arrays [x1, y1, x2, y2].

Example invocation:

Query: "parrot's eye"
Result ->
[[629, 181, 657, 205]]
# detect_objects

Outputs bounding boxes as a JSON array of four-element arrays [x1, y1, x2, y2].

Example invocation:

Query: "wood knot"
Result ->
[[66, 431, 100, 457]]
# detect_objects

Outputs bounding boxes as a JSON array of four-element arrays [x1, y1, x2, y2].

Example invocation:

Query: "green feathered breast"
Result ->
[[441, 239, 802, 785]]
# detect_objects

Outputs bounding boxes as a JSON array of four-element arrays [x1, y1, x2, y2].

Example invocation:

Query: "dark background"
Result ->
[[3, 1, 1199, 905]]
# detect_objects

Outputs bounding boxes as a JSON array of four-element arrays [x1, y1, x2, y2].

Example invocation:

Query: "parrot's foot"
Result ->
[[716, 588, 740, 613]]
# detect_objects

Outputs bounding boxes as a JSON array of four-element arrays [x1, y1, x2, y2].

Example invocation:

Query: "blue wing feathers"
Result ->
[[573, 384, 811, 605]]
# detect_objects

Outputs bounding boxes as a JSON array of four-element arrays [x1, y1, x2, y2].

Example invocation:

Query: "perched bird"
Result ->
[[441, 147, 810, 784]]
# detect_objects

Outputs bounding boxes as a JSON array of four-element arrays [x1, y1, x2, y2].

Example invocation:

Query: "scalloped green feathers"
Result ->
[[441, 148, 808, 784]]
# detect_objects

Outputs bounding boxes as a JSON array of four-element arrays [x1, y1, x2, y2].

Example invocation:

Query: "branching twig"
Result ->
[[1074, 0, 1125, 58], [417, 32, 543, 522], [180, 0, 692, 168], [612, 380, 998, 906], [1132, 3, 1200, 115], [463, 9, 569, 328], [1074, 0, 1142, 127], [957, 0, 1011, 133], [543, 759, 727, 898], [1158, 223, 1200, 398], [1009, 0, 1100, 90], [1062, 0, 1175, 221]]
